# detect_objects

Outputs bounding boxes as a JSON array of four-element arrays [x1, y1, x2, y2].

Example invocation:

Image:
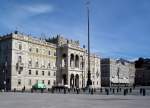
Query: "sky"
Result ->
[[0, 0, 150, 60]]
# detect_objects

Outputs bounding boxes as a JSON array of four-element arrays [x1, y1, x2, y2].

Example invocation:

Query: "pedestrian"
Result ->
[[130, 88, 132, 93], [140, 88, 143, 95], [113, 88, 115, 94], [124, 89, 126, 96], [143, 89, 146, 96]]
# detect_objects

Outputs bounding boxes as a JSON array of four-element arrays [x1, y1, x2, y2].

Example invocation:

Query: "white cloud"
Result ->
[[21, 4, 54, 14]]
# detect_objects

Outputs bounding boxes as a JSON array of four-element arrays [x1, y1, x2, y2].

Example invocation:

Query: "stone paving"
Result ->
[[0, 92, 150, 108]]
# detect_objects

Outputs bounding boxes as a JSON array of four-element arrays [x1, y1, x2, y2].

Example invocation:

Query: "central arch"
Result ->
[[75, 74, 79, 88], [62, 74, 67, 85], [70, 74, 74, 88]]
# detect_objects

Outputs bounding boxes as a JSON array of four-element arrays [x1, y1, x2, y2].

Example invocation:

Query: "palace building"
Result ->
[[0, 31, 101, 90]]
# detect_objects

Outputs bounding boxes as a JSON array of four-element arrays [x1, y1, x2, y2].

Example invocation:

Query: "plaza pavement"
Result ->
[[0, 92, 150, 108]]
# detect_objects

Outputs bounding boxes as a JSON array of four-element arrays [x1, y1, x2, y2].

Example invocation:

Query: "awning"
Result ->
[[32, 82, 46, 89]]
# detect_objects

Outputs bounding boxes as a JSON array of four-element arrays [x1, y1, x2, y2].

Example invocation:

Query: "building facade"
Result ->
[[101, 58, 135, 87], [135, 58, 150, 86], [48, 36, 101, 89], [0, 31, 101, 90]]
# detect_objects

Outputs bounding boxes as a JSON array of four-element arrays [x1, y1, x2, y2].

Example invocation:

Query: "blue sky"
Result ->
[[0, 0, 150, 60]]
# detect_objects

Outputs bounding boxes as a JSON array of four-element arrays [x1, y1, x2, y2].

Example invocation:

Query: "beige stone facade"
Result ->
[[0, 31, 57, 90], [101, 58, 135, 87], [0, 31, 101, 90]]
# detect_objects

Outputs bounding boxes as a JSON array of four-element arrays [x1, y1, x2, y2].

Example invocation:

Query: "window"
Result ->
[[42, 71, 44, 76], [48, 63, 51, 68], [35, 61, 39, 67], [29, 47, 32, 52], [18, 71, 21, 74], [53, 72, 56, 76], [18, 56, 22, 62], [48, 51, 51, 55], [48, 80, 50, 85], [48, 71, 50, 76], [36, 48, 38, 53], [42, 80, 44, 84], [19, 44, 22, 50], [97, 81, 99, 85], [53, 80, 55, 85], [28, 60, 32, 66], [28, 79, 32, 85], [29, 70, 31, 75], [36, 70, 38, 75], [54, 52, 56, 56], [18, 79, 21, 85]]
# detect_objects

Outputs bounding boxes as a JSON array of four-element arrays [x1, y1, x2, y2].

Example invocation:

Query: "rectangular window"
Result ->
[[48, 80, 50, 85], [19, 44, 22, 50], [54, 52, 56, 56], [36, 48, 38, 53], [48, 71, 50, 76], [42, 71, 44, 76], [48, 51, 51, 55], [36, 70, 38, 75], [53, 72, 56, 76], [29, 70, 31, 75], [29, 47, 32, 52], [53, 80, 55, 85], [42, 80, 44, 84]]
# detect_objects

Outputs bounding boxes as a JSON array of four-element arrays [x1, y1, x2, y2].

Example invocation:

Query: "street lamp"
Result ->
[[86, 0, 92, 88]]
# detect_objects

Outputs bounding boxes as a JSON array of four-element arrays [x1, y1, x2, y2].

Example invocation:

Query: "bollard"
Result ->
[[64, 88, 66, 94], [130, 88, 132, 93]]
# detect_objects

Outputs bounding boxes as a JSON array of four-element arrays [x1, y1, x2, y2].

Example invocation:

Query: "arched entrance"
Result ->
[[70, 74, 74, 88], [62, 74, 67, 85], [75, 74, 79, 88]]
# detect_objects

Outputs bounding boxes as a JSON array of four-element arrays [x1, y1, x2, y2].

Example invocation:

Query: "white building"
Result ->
[[0, 31, 101, 90], [101, 58, 135, 87]]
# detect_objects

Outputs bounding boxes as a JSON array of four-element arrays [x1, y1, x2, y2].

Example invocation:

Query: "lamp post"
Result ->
[[86, 1, 92, 88]]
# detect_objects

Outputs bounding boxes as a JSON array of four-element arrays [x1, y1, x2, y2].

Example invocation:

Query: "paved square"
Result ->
[[0, 93, 150, 108]]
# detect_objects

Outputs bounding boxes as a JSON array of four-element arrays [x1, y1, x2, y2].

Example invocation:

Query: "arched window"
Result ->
[[62, 54, 67, 67], [70, 54, 74, 68], [75, 55, 79, 68]]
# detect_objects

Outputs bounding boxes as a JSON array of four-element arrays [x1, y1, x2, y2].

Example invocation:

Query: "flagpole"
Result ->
[[86, 1, 92, 88]]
